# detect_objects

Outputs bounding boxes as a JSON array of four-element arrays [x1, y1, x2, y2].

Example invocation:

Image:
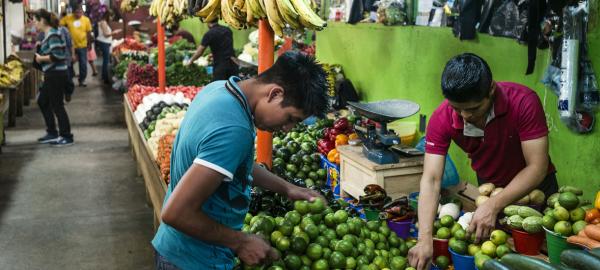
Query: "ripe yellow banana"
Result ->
[[197, 0, 219, 18], [264, 0, 285, 36], [246, 0, 265, 18], [246, 0, 254, 23], [276, 0, 301, 29], [201, 0, 221, 21], [290, 0, 325, 29], [221, 0, 244, 29]]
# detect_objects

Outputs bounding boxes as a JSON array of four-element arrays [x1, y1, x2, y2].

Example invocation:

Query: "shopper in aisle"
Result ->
[[97, 11, 121, 85], [167, 22, 196, 45], [60, 5, 93, 87], [408, 53, 556, 270], [186, 19, 238, 81], [152, 52, 328, 270], [88, 45, 98, 76], [33, 9, 74, 146]]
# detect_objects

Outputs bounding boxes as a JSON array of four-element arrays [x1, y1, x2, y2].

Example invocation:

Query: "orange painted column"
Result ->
[[255, 20, 275, 168], [157, 19, 166, 92]]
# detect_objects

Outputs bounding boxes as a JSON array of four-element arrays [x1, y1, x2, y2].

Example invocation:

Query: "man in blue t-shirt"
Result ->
[[152, 52, 329, 270]]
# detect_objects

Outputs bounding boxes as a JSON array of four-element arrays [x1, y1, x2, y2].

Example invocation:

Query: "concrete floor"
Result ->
[[0, 73, 154, 269]]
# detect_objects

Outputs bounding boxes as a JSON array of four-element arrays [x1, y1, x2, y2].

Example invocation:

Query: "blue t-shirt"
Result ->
[[152, 77, 256, 270]]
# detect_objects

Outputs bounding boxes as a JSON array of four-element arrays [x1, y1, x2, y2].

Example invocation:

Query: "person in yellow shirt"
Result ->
[[60, 5, 92, 87]]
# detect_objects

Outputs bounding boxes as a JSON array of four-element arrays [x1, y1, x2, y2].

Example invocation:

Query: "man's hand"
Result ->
[[468, 199, 500, 243], [408, 240, 433, 270], [72, 55, 77, 62], [34, 53, 42, 63], [286, 185, 325, 203], [234, 234, 279, 266]]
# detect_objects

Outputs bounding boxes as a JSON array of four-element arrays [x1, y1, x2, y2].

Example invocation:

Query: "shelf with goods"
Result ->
[[0, 55, 31, 128]]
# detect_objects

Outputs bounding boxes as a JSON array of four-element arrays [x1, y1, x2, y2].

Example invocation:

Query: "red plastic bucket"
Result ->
[[433, 238, 452, 262], [511, 229, 545, 255]]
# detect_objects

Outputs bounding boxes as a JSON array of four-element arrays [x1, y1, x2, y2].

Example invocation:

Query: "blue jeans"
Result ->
[[75, 48, 88, 83], [98, 41, 111, 82], [155, 251, 180, 270]]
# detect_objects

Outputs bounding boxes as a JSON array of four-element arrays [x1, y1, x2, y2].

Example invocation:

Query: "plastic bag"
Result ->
[[488, 0, 520, 38], [416, 137, 460, 188]]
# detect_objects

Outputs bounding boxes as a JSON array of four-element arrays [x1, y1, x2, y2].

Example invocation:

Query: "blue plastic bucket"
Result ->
[[448, 247, 476, 270]]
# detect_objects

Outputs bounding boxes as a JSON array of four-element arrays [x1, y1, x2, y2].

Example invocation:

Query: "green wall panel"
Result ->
[[317, 22, 600, 201]]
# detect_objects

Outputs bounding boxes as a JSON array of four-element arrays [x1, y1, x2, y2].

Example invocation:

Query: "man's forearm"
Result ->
[[489, 164, 547, 211], [190, 46, 205, 63], [252, 164, 293, 195], [417, 175, 442, 241]]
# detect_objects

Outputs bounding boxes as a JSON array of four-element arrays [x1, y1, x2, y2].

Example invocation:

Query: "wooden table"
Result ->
[[0, 71, 29, 127], [338, 145, 424, 200], [124, 95, 167, 230]]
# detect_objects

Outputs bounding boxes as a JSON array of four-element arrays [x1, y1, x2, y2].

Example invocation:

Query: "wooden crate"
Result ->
[[338, 145, 424, 200], [124, 95, 167, 231]]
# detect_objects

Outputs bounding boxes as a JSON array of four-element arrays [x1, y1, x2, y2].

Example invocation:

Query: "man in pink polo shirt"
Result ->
[[408, 53, 557, 270]]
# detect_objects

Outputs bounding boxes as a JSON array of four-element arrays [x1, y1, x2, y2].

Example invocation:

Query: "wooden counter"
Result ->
[[123, 95, 167, 230], [338, 145, 424, 200]]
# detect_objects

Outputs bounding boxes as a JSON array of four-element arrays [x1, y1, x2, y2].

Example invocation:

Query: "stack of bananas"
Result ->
[[149, 0, 188, 28], [0, 58, 24, 88], [322, 63, 336, 97], [120, 0, 140, 13], [190, 0, 326, 36]]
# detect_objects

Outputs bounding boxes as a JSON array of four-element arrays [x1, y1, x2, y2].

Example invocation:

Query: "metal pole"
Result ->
[[157, 18, 166, 92]]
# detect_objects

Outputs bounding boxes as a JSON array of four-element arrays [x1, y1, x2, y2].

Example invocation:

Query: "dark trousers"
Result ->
[[75, 48, 88, 83], [38, 71, 72, 139], [155, 250, 180, 270], [66, 64, 75, 96], [478, 172, 559, 198], [98, 41, 111, 82], [212, 61, 239, 82]]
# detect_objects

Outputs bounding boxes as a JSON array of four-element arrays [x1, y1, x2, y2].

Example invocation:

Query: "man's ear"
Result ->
[[267, 85, 285, 103]]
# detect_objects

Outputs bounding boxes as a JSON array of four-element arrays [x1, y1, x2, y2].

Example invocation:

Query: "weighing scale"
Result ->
[[347, 100, 420, 164]]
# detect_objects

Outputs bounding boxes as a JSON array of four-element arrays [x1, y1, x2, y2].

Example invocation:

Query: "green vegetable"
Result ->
[[518, 206, 543, 218], [482, 259, 513, 270], [560, 249, 600, 270], [503, 205, 520, 217], [500, 253, 560, 270], [559, 186, 583, 196], [522, 216, 543, 233], [507, 215, 524, 230]]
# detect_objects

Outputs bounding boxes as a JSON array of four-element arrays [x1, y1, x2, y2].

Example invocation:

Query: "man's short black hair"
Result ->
[[441, 53, 493, 103], [257, 52, 328, 117]]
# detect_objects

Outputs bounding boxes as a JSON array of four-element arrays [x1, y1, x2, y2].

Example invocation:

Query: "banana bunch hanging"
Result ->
[[120, 0, 140, 13], [149, 0, 189, 28], [192, 0, 326, 36]]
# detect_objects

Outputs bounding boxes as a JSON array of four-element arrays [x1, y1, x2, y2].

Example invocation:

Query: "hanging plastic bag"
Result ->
[[488, 0, 520, 38], [416, 137, 460, 188]]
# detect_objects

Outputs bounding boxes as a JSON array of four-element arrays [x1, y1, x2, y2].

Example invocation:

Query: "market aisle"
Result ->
[[0, 74, 154, 269]]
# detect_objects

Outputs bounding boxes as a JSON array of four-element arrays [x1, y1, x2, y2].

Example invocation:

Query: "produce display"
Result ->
[[541, 186, 589, 237], [128, 85, 199, 112], [112, 38, 147, 55], [149, 0, 188, 27], [240, 199, 413, 270], [157, 134, 176, 184], [0, 56, 24, 87], [502, 205, 544, 234], [145, 106, 186, 157], [359, 184, 389, 210], [476, 183, 545, 208], [126, 62, 159, 87], [166, 63, 211, 86], [478, 248, 600, 270], [317, 117, 357, 164], [379, 196, 415, 222], [192, 0, 326, 36], [272, 122, 328, 189]]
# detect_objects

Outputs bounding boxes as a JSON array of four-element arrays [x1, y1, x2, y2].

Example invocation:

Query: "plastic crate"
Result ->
[[320, 154, 340, 196]]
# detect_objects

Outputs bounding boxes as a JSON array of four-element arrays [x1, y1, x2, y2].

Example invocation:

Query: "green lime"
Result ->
[[295, 200, 311, 215], [304, 224, 320, 240], [285, 211, 302, 226], [276, 237, 290, 252], [334, 210, 349, 224], [366, 221, 380, 231], [373, 256, 388, 269], [323, 229, 337, 241], [311, 259, 329, 270], [301, 255, 312, 266], [307, 243, 323, 261], [322, 247, 332, 260], [453, 229, 467, 241], [244, 213, 253, 225], [390, 256, 407, 270], [434, 256, 450, 270], [271, 231, 284, 245], [329, 251, 346, 268], [316, 236, 329, 248], [336, 223, 350, 237], [440, 215, 455, 228], [291, 237, 308, 254], [324, 213, 336, 228], [284, 254, 303, 270], [346, 257, 357, 269], [496, 244, 511, 258], [310, 198, 326, 214], [335, 240, 353, 257], [436, 227, 452, 239]]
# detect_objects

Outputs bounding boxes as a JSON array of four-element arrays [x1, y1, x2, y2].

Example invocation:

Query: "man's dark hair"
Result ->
[[257, 52, 328, 117], [441, 53, 493, 103]]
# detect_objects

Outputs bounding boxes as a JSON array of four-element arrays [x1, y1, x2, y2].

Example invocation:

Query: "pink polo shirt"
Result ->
[[425, 82, 555, 187]]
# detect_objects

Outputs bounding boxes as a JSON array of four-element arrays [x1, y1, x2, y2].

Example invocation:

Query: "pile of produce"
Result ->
[[193, 0, 326, 36], [120, 0, 141, 12], [145, 105, 186, 157], [240, 199, 416, 270], [149, 0, 188, 27], [541, 186, 589, 237], [157, 134, 176, 184], [150, 39, 196, 66], [379, 196, 415, 222], [502, 205, 545, 234], [359, 184, 389, 210], [128, 85, 200, 112], [120, 51, 149, 62], [114, 59, 143, 80], [112, 38, 147, 54], [476, 183, 545, 207], [166, 63, 210, 86], [272, 122, 328, 189], [0, 56, 24, 87], [479, 249, 600, 270], [126, 62, 158, 87], [318, 117, 358, 165]]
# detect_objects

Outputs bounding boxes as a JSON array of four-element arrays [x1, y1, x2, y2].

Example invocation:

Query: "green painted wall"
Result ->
[[179, 18, 255, 51], [316, 22, 600, 201]]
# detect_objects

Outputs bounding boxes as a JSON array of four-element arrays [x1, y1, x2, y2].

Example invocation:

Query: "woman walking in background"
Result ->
[[97, 11, 121, 85], [34, 9, 74, 146]]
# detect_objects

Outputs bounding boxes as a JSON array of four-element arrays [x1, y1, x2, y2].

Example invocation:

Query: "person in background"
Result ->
[[88, 44, 98, 77], [152, 52, 328, 269], [186, 19, 238, 81], [408, 53, 556, 270], [97, 11, 121, 85], [61, 5, 93, 87], [33, 9, 74, 146], [167, 22, 196, 45]]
